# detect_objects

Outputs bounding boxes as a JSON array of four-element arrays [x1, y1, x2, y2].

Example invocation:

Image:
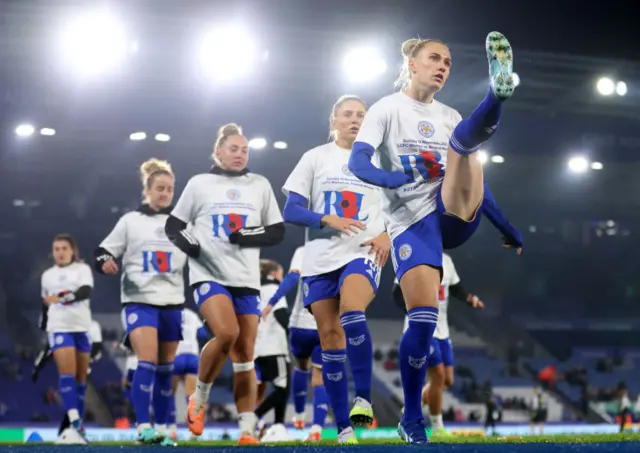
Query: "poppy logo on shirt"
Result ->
[[226, 188, 241, 201], [142, 251, 173, 273], [323, 190, 369, 222], [418, 121, 436, 138], [212, 213, 248, 237], [399, 151, 444, 182]]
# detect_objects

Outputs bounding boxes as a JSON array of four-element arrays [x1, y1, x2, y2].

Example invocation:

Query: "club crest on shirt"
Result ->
[[342, 164, 353, 176], [154, 226, 166, 238], [398, 243, 413, 261], [418, 121, 436, 138], [226, 188, 241, 201]]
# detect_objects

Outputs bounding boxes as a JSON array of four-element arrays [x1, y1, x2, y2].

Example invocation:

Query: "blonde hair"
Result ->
[[140, 158, 173, 201], [394, 38, 447, 90], [213, 123, 244, 164], [328, 95, 367, 140]]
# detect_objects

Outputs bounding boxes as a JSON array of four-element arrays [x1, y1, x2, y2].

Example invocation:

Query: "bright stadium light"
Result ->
[[59, 10, 132, 76], [40, 127, 56, 136], [129, 132, 146, 141], [343, 47, 387, 83], [15, 124, 35, 137], [248, 137, 267, 149], [197, 24, 258, 81], [154, 133, 170, 142], [596, 77, 615, 96], [512, 72, 520, 87], [273, 141, 288, 150], [567, 155, 589, 174], [477, 150, 488, 165], [616, 81, 627, 96], [591, 161, 603, 170], [491, 155, 505, 163]]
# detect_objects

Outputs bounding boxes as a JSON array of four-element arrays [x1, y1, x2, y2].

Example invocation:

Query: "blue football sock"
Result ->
[[167, 393, 176, 425], [77, 382, 87, 420], [340, 311, 372, 402], [152, 363, 174, 427], [312, 385, 329, 428], [399, 307, 438, 422], [450, 90, 503, 155], [321, 349, 351, 433], [291, 368, 310, 414], [58, 374, 80, 421], [132, 361, 156, 425]]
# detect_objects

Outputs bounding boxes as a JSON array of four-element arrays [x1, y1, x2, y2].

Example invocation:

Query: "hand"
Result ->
[[321, 215, 366, 236], [44, 295, 61, 305], [502, 236, 523, 256], [502, 243, 523, 256], [102, 259, 119, 274], [261, 304, 273, 321], [361, 232, 391, 266], [468, 294, 484, 308]]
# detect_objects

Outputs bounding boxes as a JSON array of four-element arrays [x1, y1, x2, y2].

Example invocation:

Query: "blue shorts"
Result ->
[[123, 304, 183, 343], [428, 338, 455, 368], [392, 189, 482, 281], [48, 332, 91, 353], [289, 327, 322, 367], [193, 282, 260, 316], [174, 353, 199, 376], [301, 258, 381, 308]]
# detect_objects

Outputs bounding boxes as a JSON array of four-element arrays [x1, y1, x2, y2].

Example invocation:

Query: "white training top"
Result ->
[[171, 172, 283, 291], [41, 262, 93, 333], [355, 92, 462, 240], [99, 208, 187, 306], [400, 253, 460, 339], [287, 246, 317, 330], [89, 319, 102, 344], [176, 308, 204, 356], [255, 279, 290, 358], [282, 141, 385, 277]]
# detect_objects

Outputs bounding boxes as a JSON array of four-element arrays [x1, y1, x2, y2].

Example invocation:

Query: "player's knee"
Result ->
[[216, 327, 240, 354], [232, 361, 255, 374], [444, 374, 454, 388], [429, 367, 446, 388], [317, 325, 343, 349]]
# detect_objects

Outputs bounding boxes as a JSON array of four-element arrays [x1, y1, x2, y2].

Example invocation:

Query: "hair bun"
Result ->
[[401, 38, 422, 58], [217, 123, 243, 139], [140, 158, 172, 184]]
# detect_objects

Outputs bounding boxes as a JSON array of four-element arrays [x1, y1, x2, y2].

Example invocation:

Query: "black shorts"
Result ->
[[255, 355, 289, 384], [531, 409, 547, 423]]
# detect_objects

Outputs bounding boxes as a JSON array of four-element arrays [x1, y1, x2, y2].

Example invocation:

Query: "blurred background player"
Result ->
[[166, 123, 285, 444], [95, 159, 187, 445], [254, 259, 293, 442], [285, 246, 329, 442], [529, 387, 547, 435], [395, 252, 484, 437], [41, 234, 93, 444], [349, 33, 517, 443], [167, 307, 209, 440], [282, 95, 389, 444]]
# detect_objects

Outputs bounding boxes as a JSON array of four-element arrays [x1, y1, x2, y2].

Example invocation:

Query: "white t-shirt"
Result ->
[[355, 92, 462, 240], [99, 209, 187, 306], [89, 319, 102, 344], [400, 253, 460, 340], [176, 308, 204, 356], [282, 141, 385, 277], [171, 172, 283, 291], [255, 280, 289, 358], [287, 246, 317, 330], [41, 262, 93, 333]]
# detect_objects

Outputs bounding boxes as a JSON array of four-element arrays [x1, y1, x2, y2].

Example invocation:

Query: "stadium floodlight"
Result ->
[[343, 47, 387, 83], [248, 137, 267, 149], [567, 155, 589, 173], [596, 77, 615, 96], [15, 124, 35, 137], [590, 161, 603, 170], [273, 141, 288, 150], [491, 155, 505, 163], [197, 24, 258, 81], [40, 128, 56, 136], [154, 133, 170, 142], [477, 150, 488, 165], [129, 132, 146, 141], [512, 72, 520, 88], [616, 81, 627, 96], [59, 10, 131, 76]]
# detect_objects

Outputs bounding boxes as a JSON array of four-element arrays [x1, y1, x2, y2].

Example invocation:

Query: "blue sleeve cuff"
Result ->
[[283, 192, 323, 229]]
